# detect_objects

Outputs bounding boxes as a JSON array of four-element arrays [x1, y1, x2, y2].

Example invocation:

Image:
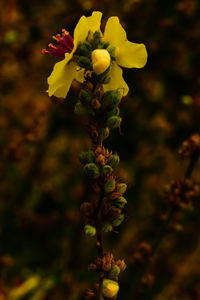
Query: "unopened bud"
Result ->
[[101, 127, 110, 140], [77, 42, 92, 57], [108, 154, 120, 168], [102, 279, 119, 298], [115, 197, 127, 208], [116, 259, 126, 272], [92, 49, 111, 75], [79, 89, 93, 104], [117, 183, 127, 194], [102, 165, 113, 175], [112, 214, 124, 227], [107, 45, 116, 55], [91, 98, 101, 110], [74, 101, 87, 115], [79, 151, 95, 164], [77, 56, 92, 70], [102, 223, 113, 232], [108, 264, 121, 279], [104, 179, 116, 194], [84, 163, 100, 179], [102, 90, 121, 109], [84, 225, 96, 237], [106, 116, 122, 129], [106, 107, 120, 118]]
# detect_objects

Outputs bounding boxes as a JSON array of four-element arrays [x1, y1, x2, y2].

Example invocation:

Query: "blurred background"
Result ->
[[1, 0, 200, 299]]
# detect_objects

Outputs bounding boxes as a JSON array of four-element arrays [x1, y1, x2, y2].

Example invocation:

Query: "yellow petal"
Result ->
[[75, 68, 85, 83], [103, 63, 129, 96], [47, 60, 77, 98], [73, 15, 89, 51], [116, 41, 147, 68], [104, 16, 126, 47], [87, 11, 102, 33]]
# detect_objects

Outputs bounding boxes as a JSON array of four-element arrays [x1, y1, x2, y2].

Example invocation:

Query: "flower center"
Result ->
[[42, 29, 74, 58], [91, 49, 111, 75]]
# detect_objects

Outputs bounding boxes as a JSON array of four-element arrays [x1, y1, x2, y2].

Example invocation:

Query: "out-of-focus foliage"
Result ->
[[1, 0, 200, 299]]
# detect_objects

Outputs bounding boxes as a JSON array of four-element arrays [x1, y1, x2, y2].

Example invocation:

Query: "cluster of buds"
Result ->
[[79, 145, 127, 235], [86, 252, 126, 299], [75, 30, 116, 76], [75, 87, 122, 141], [74, 33, 122, 141], [179, 133, 200, 157], [163, 179, 199, 208]]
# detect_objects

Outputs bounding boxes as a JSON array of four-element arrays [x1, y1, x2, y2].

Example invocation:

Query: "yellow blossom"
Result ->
[[47, 11, 147, 98]]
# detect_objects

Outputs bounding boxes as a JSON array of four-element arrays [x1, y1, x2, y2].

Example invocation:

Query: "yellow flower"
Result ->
[[47, 11, 147, 98]]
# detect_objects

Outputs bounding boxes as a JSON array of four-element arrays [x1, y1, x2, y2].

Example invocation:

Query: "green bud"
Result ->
[[112, 214, 124, 227], [79, 89, 93, 104], [93, 31, 102, 47], [84, 163, 100, 179], [74, 102, 87, 115], [84, 225, 96, 236], [77, 56, 92, 70], [102, 90, 121, 109], [102, 279, 119, 298], [115, 197, 127, 208], [117, 183, 127, 194], [102, 223, 113, 233], [77, 42, 92, 57], [102, 42, 110, 48], [108, 264, 121, 279], [107, 45, 116, 54], [101, 127, 110, 140], [106, 107, 120, 118], [106, 116, 122, 129], [79, 151, 95, 164], [104, 179, 116, 194], [107, 154, 120, 168], [102, 165, 113, 175]]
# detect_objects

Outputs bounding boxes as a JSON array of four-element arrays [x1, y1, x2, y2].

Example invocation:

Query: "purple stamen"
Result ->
[[42, 29, 74, 58]]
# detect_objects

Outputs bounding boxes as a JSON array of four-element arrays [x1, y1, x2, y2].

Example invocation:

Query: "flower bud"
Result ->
[[108, 264, 121, 279], [74, 102, 87, 115], [107, 154, 120, 168], [115, 197, 127, 208], [102, 279, 119, 298], [91, 98, 101, 110], [102, 165, 113, 175], [77, 42, 92, 57], [117, 183, 127, 194], [92, 49, 111, 75], [101, 127, 110, 140], [77, 56, 92, 70], [116, 259, 127, 272], [106, 107, 120, 118], [79, 89, 93, 104], [102, 90, 121, 109], [79, 151, 95, 164], [104, 179, 116, 194], [102, 223, 113, 233], [107, 45, 116, 54], [84, 225, 96, 237], [106, 116, 122, 129], [84, 163, 100, 179], [112, 214, 124, 227]]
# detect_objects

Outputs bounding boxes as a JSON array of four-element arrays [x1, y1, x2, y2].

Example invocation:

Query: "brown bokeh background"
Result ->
[[1, 0, 200, 299]]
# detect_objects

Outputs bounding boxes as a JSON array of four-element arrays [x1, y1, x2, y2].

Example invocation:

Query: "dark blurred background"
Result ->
[[1, 0, 200, 299]]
